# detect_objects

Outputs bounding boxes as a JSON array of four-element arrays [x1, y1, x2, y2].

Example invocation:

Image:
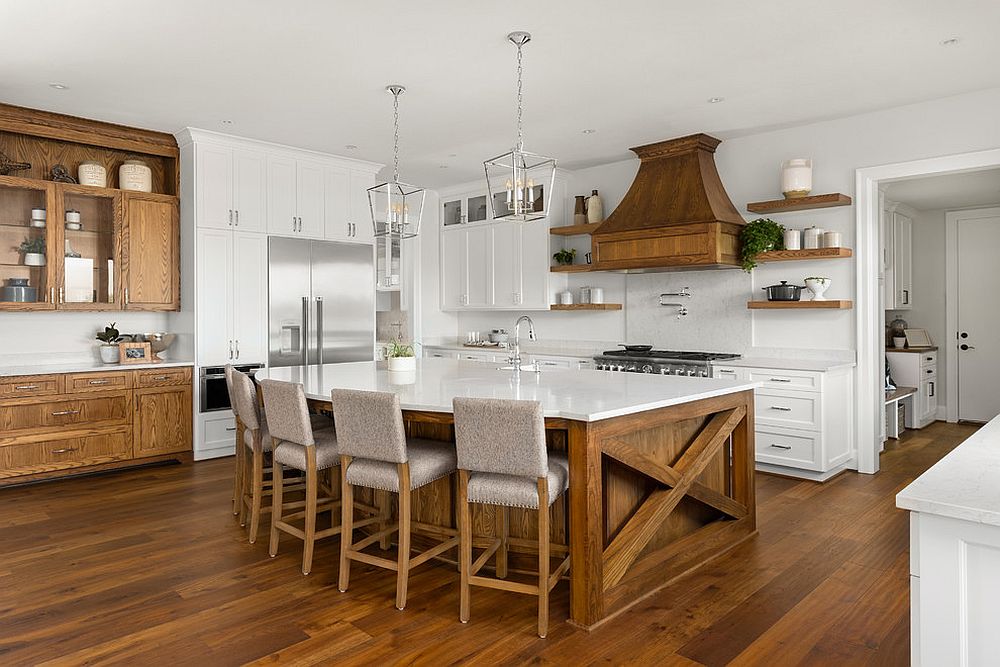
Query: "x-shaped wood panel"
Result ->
[[600, 406, 747, 590]]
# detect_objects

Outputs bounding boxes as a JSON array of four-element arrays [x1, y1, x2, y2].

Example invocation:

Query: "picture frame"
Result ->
[[904, 328, 933, 348], [119, 341, 152, 364]]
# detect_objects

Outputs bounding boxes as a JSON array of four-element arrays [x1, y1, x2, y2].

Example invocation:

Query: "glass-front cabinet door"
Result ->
[[467, 195, 488, 223], [58, 186, 121, 308], [0, 177, 56, 309], [442, 198, 464, 226]]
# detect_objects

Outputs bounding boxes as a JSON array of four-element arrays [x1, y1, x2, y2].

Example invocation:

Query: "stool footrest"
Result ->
[[469, 575, 538, 596]]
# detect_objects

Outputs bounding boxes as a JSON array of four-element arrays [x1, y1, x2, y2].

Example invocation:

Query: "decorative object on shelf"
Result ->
[[783, 228, 801, 250], [893, 336, 907, 349], [781, 158, 812, 199], [385, 340, 417, 371], [590, 286, 604, 304], [77, 161, 107, 187], [17, 236, 46, 266], [0, 150, 30, 176], [135, 332, 177, 361], [804, 276, 831, 301], [553, 248, 576, 266], [585, 251, 592, 264], [119, 159, 152, 192], [64, 209, 82, 231], [1, 278, 36, 303], [822, 230, 842, 248], [579, 286, 591, 304], [738, 217, 784, 271], [558, 290, 574, 305], [64, 239, 81, 258], [483, 31, 556, 223], [586, 189, 604, 224], [51, 164, 77, 183], [762, 280, 804, 301], [488, 329, 509, 345], [802, 226, 824, 249], [905, 328, 933, 348], [96, 322, 121, 364], [369, 85, 425, 240], [889, 317, 908, 340], [29, 207, 46, 228], [119, 341, 152, 364], [573, 195, 587, 225]]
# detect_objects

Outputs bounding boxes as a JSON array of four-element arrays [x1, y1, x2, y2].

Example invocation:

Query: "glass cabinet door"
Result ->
[[442, 198, 463, 226], [0, 179, 55, 309], [467, 195, 488, 223], [60, 187, 120, 307]]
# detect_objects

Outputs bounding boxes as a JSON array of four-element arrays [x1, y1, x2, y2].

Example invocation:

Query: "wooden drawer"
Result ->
[[0, 374, 62, 399], [748, 369, 821, 391], [0, 392, 132, 438], [136, 366, 192, 388], [0, 429, 132, 478], [65, 371, 132, 393], [755, 427, 821, 471], [755, 389, 821, 431]]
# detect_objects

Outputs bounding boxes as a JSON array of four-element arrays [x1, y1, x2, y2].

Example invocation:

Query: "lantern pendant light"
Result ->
[[484, 31, 557, 223], [369, 84, 425, 239]]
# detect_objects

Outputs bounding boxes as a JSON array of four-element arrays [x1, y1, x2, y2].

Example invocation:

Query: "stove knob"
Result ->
[[626, 364, 638, 372], [641, 364, 654, 374], [597, 363, 606, 370], [699, 369, 708, 377], [659, 368, 669, 375], [687, 369, 697, 377], [674, 369, 684, 376]]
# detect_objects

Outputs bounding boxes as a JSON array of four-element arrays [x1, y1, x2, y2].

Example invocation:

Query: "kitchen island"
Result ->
[[257, 358, 757, 628]]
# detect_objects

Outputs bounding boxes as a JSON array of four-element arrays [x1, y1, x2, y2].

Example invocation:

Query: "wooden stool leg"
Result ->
[[458, 470, 472, 624], [377, 489, 391, 550], [338, 456, 353, 592], [497, 506, 509, 579], [269, 455, 284, 558], [395, 463, 412, 610], [232, 421, 244, 516], [248, 445, 264, 544], [537, 477, 550, 639], [302, 449, 318, 575]]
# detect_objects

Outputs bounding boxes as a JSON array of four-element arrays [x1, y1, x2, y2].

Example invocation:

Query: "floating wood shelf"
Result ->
[[549, 222, 603, 236], [746, 193, 852, 214], [550, 303, 623, 311], [550, 264, 593, 273], [747, 300, 853, 310], [755, 247, 853, 262]]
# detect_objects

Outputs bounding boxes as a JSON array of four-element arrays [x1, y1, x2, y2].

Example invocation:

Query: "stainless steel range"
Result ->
[[593, 349, 741, 377]]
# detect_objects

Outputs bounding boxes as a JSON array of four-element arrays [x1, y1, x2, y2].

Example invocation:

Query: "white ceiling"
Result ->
[[2, 1, 999, 186], [885, 168, 1000, 210]]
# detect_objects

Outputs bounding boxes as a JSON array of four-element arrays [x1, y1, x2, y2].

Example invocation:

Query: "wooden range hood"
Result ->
[[590, 133, 746, 272]]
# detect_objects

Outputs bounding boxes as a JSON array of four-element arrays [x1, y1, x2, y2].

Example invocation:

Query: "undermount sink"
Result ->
[[497, 364, 541, 373]]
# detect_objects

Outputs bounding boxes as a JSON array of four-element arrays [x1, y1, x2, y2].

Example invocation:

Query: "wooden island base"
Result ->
[[308, 388, 756, 629]]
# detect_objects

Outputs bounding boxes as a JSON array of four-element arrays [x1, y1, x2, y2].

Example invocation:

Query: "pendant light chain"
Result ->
[[392, 88, 400, 184], [515, 40, 524, 152]]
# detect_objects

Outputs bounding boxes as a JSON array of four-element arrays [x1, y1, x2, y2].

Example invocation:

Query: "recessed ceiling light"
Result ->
[[220, 119, 233, 125], [448, 153, 457, 158], [438, 165, 449, 169], [581, 129, 597, 134], [707, 97, 724, 104], [940, 37, 960, 46], [345, 144, 358, 150], [48, 83, 68, 90]]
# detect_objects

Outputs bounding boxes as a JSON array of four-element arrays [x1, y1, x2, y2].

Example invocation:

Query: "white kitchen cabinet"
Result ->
[[887, 350, 938, 428], [519, 216, 551, 309], [441, 192, 490, 227], [350, 171, 376, 244], [195, 145, 266, 232], [267, 156, 325, 237], [232, 233, 267, 363], [893, 211, 913, 309], [296, 161, 325, 237], [323, 167, 377, 244], [492, 223, 518, 307], [441, 225, 492, 309]]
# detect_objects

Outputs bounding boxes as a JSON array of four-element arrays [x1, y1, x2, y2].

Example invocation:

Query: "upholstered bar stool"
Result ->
[[332, 388, 459, 610], [259, 379, 369, 575], [224, 365, 245, 519], [452, 397, 571, 638]]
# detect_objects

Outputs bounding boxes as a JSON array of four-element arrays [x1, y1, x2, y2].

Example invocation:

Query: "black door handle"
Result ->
[[961, 344, 976, 351]]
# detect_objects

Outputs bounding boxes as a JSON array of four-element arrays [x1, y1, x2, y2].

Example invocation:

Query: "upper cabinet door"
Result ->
[[296, 161, 325, 238], [518, 217, 551, 309], [323, 166, 351, 242], [232, 149, 266, 233], [441, 228, 466, 310], [196, 228, 234, 365], [196, 144, 233, 230], [350, 171, 376, 244], [465, 225, 492, 308], [492, 223, 518, 308], [123, 193, 179, 311], [266, 156, 297, 235]]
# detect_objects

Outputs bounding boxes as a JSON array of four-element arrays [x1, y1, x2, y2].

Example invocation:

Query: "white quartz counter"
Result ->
[[256, 358, 755, 423], [0, 359, 194, 378], [721, 357, 856, 372], [897, 415, 1000, 527], [422, 341, 606, 359]]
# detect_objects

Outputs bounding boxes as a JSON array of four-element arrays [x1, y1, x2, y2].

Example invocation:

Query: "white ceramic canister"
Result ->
[[579, 286, 592, 304], [119, 159, 153, 192], [590, 287, 605, 304], [822, 231, 842, 248], [783, 228, 802, 250], [802, 226, 824, 249], [78, 162, 107, 188], [65, 209, 81, 224], [559, 290, 574, 305], [781, 159, 813, 199]]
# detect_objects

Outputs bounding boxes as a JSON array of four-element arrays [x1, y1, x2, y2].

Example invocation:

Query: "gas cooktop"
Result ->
[[599, 349, 741, 362]]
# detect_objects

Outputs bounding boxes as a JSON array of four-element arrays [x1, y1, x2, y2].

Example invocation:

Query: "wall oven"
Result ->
[[199, 364, 263, 413]]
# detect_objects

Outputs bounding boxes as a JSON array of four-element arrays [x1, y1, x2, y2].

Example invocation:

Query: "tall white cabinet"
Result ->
[[882, 198, 914, 311]]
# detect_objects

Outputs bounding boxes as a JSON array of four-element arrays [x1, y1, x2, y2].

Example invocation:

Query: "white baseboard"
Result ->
[[755, 459, 856, 482], [194, 445, 234, 462]]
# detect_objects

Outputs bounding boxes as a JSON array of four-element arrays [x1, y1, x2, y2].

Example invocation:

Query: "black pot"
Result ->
[[762, 281, 805, 301], [618, 344, 653, 353]]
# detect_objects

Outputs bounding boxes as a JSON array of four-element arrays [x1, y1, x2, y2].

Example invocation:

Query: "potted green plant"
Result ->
[[385, 340, 417, 372], [553, 248, 576, 266], [17, 236, 46, 267], [738, 218, 785, 272], [95, 322, 121, 364]]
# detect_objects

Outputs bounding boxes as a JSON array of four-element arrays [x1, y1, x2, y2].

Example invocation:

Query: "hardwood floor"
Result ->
[[0, 421, 976, 666]]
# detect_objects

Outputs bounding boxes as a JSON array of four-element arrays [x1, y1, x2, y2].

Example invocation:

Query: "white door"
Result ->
[[519, 216, 551, 309], [323, 166, 351, 242], [267, 156, 297, 235], [465, 225, 492, 308], [232, 233, 267, 364], [894, 212, 913, 309], [196, 144, 232, 230], [196, 229, 234, 365], [441, 229, 465, 309], [957, 209, 1000, 422], [232, 149, 266, 232], [350, 171, 376, 244], [296, 161, 325, 237], [492, 222, 518, 308]]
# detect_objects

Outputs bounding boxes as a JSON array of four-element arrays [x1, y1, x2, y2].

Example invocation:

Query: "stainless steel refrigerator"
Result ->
[[268, 237, 375, 368]]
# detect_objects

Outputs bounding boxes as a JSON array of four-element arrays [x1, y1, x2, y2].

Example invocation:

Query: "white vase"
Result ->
[[24, 252, 45, 266], [781, 159, 813, 199], [804, 277, 831, 301], [99, 345, 120, 364], [388, 356, 416, 372], [586, 190, 604, 224]]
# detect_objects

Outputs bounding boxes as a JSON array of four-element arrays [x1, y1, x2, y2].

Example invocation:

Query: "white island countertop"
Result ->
[[256, 358, 756, 423], [897, 415, 1000, 527]]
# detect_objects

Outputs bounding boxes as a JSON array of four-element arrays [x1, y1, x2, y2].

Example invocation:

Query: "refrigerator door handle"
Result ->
[[316, 296, 324, 365], [301, 296, 310, 366]]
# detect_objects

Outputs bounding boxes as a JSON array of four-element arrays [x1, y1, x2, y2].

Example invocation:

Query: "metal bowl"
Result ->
[[137, 332, 176, 358]]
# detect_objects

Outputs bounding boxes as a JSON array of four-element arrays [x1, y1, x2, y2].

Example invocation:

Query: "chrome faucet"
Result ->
[[507, 315, 537, 372]]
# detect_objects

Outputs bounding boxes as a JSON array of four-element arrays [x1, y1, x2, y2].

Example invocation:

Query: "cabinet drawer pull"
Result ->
[[225, 427, 237, 432], [14, 384, 39, 390], [151, 375, 169, 381], [51, 447, 79, 454], [717, 369, 736, 375], [769, 406, 793, 412], [88, 379, 110, 385], [769, 443, 792, 450], [51, 409, 81, 416], [926, 369, 933, 374], [769, 378, 792, 383]]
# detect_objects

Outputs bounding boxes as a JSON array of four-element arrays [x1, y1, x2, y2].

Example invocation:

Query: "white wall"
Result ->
[[0, 311, 171, 362]]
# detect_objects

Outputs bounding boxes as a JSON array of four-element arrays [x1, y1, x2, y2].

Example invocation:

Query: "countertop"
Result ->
[[256, 358, 755, 423], [897, 415, 1000, 527], [422, 341, 608, 359], [720, 357, 856, 372], [885, 346, 938, 354], [0, 359, 194, 378]]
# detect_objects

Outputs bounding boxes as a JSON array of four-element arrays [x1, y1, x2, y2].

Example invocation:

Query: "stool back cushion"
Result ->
[[224, 364, 236, 415], [259, 379, 315, 446], [453, 398, 546, 478], [331, 389, 407, 463], [231, 370, 261, 431]]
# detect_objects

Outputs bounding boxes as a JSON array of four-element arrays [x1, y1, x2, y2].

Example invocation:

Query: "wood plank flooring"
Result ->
[[0, 421, 976, 666]]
